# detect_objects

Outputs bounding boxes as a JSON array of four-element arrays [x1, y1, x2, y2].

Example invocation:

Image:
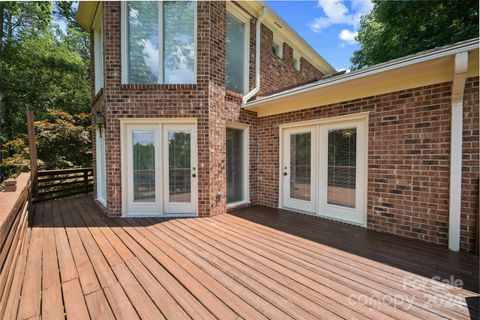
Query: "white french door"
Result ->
[[318, 121, 366, 225], [280, 116, 367, 225], [281, 126, 317, 213], [162, 124, 197, 214], [124, 122, 197, 216]]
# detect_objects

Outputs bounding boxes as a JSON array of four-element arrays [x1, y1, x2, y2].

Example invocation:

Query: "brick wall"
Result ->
[[90, 1, 322, 217], [258, 26, 323, 96], [256, 77, 479, 251], [461, 77, 479, 251], [100, 1, 211, 217]]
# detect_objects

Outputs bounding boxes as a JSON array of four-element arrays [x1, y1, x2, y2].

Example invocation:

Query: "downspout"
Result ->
[[448, 51, 468, 251], [242, 7, 267, 105]]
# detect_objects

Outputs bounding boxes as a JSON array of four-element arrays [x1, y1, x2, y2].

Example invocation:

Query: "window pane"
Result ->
[[227, 128, 244, 204], [169, 131, 191, 203], [94, 21, 104, 93], [163, 1, 195, 84], [97, 131, 106, 201], [127, 1, 160, 83], [133, 131, 156, 202], [328, 128, 356, 208], [226, 14, 245, 93], [290, 133, 311, 201]]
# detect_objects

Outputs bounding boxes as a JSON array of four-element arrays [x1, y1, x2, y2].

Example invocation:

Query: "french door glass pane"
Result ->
[[168, 131, 191, 203], [133, 131, 156, 202], [328, 128, 356, 208], [226, 14, 245, 93], [290, 133, 311, 201], [163, 1, 195, 84], [127, 1, 160, 83], [226, 128, 243, 204]]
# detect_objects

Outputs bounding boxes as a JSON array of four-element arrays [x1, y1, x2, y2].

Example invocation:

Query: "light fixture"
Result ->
[[94, 111, 105, 137]]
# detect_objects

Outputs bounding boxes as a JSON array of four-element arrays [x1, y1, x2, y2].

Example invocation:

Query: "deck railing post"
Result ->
[[27, 111, 38, 198], [83, 169, 89, 193]]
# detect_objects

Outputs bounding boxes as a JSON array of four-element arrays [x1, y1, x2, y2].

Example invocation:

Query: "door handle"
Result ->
[[283, 172, 288, 176], [192, 173, 196, 178]]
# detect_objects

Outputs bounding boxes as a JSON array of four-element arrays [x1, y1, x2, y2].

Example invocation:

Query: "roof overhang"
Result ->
[[77, 1, 100, 30], [244, 39, 479, 117], [238, 1, 336, 75]]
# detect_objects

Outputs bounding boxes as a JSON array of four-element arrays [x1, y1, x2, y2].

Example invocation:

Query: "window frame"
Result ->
[[120, 1, 197, 85], [96, 128, 107, 206], [272, 36, 283, 59], [293, 52, 301, 71], [93, 5, 104, 94], [226, 2, 251, 94], [226, 122, 250, 208]]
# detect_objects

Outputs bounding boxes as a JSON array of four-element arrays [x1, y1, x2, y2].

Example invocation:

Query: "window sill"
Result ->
[[120, 83, 198, 91]]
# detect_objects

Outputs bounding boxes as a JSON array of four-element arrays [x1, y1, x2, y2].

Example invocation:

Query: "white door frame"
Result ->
[[226, 122, 250, 208], [124, 123, 162, 216], [318, 119, 367, 225], [278, 112, 369, 226], [162, 123, 198, 214], [120, 118, 198, 217], [280, 125, 317, 213]]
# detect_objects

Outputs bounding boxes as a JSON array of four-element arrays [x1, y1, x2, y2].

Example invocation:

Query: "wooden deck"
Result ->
[[7, 194, 479, 320]]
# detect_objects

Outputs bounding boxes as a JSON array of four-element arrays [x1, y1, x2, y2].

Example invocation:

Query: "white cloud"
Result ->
[[309, 0, 372, 32], [338, 29, 357, 44]]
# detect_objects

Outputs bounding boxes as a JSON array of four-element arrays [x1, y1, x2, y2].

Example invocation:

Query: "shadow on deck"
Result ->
[[7, 194, 480, 320]]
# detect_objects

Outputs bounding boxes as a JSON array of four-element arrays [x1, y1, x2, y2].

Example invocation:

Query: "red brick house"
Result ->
[[77, 1, 479, 252]]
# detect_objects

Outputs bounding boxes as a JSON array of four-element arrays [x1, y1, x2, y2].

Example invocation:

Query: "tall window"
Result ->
[[123, 1, 196, 84], [93, 6, 104, 94], [226, 126, 249, 205], [96, 129, 107, 205], [226, 5, 250, 94]]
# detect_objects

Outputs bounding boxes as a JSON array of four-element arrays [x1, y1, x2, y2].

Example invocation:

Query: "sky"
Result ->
[[265, 0, 373, 71]]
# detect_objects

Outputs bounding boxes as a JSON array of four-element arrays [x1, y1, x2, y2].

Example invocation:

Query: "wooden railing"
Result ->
[[0, 173, 31, 318], [36, 168, 94, 202]]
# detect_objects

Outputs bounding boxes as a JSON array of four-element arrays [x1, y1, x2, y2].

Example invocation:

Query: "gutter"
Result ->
[[244, 38, 479, 108], [242, 7, 268, 105], [448, 51, 468, 251]]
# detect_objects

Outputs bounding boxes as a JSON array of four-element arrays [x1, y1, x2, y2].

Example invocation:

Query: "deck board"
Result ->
[[5, 195, 479, 320]]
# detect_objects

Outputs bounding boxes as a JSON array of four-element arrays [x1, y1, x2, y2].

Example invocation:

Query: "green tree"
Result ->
[[351, 0, 479, 69], [0, 2, 91, 181], [1, 109, 92, 178]]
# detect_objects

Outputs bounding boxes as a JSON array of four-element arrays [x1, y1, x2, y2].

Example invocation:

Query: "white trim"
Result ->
[[245, 39, 479, 108], [226, 2, 251, 22], [121, 1, 197, 84], [226, 3, 251, 94], [120, 118, 198, 217], [95, 128, 107, 205], [448, 52, 468, 251], [280, 125, 317, 213], [120, 118, 198, 125], [226, 122, 250, 207], [292, 51, 301, 71], [278, 112, 369, 226], [278, 112, 370, 129]]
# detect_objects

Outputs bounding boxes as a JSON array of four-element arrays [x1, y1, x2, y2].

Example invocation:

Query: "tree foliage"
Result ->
[[351, 0, 479, 69], [0, 2, 91, 181], [1, 109, 92, 178]]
